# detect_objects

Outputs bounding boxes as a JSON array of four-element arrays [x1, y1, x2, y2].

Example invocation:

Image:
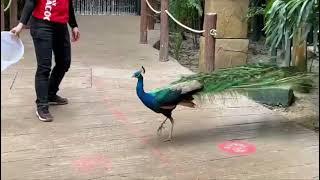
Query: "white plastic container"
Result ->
[[1, 31, 24, 71]]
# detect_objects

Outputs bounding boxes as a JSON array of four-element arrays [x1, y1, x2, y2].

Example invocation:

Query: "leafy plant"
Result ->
[[246, 6, 265, 20], [1, 0, 10, 9], [168, 0, 204, 60], [264, 0, 319, 50], [173, 32, 183, 60], [264, 0, 288, 50], [263, 0, 318, 70], [168, 0, 203, 33]]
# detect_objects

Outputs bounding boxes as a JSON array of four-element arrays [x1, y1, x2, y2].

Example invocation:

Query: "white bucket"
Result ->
[[1, 31, 24, 71]]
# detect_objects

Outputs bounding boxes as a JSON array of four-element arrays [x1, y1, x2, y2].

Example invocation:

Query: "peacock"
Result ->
[[132, 64, 315, 141]]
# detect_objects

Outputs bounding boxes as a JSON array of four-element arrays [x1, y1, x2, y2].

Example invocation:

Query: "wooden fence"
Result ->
[[140, 0, 218, 73]]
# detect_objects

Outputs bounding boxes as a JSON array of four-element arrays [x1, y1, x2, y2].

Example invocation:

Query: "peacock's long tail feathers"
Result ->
[[170, 64, 317, 102]]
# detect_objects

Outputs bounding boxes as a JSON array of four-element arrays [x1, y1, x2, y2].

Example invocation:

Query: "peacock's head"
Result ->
[[132, 66, 145, 78]]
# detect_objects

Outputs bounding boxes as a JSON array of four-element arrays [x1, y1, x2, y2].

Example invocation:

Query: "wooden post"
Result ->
[[9, 0, 18, 28], [203, 13, 217, 72], [147, 10, 155, 30], [140, 0, 148, 44], [159, 0, 169, 61], [1, 5, 4, 31], [147, 0, 155, 30]]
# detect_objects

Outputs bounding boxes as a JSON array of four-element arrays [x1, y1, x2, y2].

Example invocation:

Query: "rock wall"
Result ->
[[199, 37, 249, 70], [205, 0, 249, 38], [200, 0, 250, 70]]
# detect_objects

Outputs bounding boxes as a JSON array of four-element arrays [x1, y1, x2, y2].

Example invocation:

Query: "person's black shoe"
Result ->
[[48, 95, 68, 105], [36, 106, 53, 122]]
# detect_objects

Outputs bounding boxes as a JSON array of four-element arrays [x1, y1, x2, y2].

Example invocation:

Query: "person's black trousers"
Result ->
[[29, 17, 71, 107]]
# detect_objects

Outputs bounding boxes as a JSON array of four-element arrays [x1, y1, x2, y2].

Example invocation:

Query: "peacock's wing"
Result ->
[[150, 80, 203, 106], [150, 88, 182, 107]]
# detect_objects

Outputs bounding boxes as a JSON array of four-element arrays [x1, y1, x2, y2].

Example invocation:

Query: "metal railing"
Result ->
[[73, 0, 138, 15]]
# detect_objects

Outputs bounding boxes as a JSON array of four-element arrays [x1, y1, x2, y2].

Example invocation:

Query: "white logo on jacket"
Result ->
[[43, 0, 57, 21]]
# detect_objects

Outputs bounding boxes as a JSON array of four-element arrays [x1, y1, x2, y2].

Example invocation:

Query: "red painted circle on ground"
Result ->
[[72, 154, 112, 173], [218, 141, 256, 155]]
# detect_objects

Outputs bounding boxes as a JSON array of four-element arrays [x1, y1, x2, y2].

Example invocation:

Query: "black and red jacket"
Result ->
[[20, 0, 78, 28]]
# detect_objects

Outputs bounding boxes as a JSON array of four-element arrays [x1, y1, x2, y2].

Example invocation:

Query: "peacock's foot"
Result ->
[[163, 138, 172, 142], [157, 125, 165, 136]]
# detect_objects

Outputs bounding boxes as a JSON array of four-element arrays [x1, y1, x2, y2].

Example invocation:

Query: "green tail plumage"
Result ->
[[170, 64, 316, 101]]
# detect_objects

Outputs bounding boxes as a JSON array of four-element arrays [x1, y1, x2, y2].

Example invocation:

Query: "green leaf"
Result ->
[[297, 0, 313, 25]]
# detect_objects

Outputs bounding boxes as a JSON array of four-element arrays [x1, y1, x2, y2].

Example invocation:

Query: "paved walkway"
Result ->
[[1, 16, 319, 180]]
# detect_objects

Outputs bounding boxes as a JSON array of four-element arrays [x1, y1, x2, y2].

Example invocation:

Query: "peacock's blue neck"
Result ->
[[135, 75, 158, 111], [136, 75, 145, 98]]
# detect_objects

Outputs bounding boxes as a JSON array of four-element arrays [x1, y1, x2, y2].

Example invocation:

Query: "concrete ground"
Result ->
[[1, 16, 319, 180]]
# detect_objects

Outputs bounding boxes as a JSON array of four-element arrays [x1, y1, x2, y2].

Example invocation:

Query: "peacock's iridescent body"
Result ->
[[132, 64, 316, 141]]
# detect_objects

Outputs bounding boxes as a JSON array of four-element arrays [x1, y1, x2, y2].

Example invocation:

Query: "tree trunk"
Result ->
[[270, 48, 277, 65], [292, 26, 307, 71], [313, 28, 318, 54], [309, 29, 318, 71], [284, 30, 291, 67]]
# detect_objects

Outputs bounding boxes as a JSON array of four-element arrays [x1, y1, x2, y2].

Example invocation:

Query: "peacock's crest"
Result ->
[[132, 66, 145, 78]]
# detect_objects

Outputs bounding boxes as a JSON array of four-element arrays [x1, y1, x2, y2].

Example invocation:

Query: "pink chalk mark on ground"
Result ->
[[95, 79, 171, 166], [218, 141, 256, 155], [72, 154, 112, 173]]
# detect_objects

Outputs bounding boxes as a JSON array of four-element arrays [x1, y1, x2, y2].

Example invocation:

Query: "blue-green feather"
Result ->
[[134, 72, 202, 117], [150, 88, 182, 106]]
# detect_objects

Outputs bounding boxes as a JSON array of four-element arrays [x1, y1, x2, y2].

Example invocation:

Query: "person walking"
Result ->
[[10, 0, 80, 122]]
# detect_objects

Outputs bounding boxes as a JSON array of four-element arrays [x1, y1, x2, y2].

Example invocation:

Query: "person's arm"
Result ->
[[20, 0, 36, 25], [10, 0, 36, 36], [68, 0, 78, 28]]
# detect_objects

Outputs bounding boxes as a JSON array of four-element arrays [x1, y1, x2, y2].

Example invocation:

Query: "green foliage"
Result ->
[[1, 0, 10, 8], [173, 33, 183, 60], [264, 0, 288, 50], [168, 0, 203, 33], [246, 6, 265, 20], [265, 0, 275, 15], [168, 0, 203, 61], [246, 0, 267, 20], [264, 0, 319, 50], [171, 64, 316, 100]]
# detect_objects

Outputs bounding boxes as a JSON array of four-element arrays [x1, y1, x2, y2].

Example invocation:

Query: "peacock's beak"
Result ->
[[131, 74, 135, 78]]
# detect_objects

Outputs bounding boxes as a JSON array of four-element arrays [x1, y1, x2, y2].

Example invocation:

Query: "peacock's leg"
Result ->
[[163, 117, 174, 142], [157, 117, 168, 135]]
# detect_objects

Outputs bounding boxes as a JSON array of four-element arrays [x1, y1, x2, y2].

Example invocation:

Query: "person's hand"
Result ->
[[10, 23, 24, 37], [71, 27, 80, 42]]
